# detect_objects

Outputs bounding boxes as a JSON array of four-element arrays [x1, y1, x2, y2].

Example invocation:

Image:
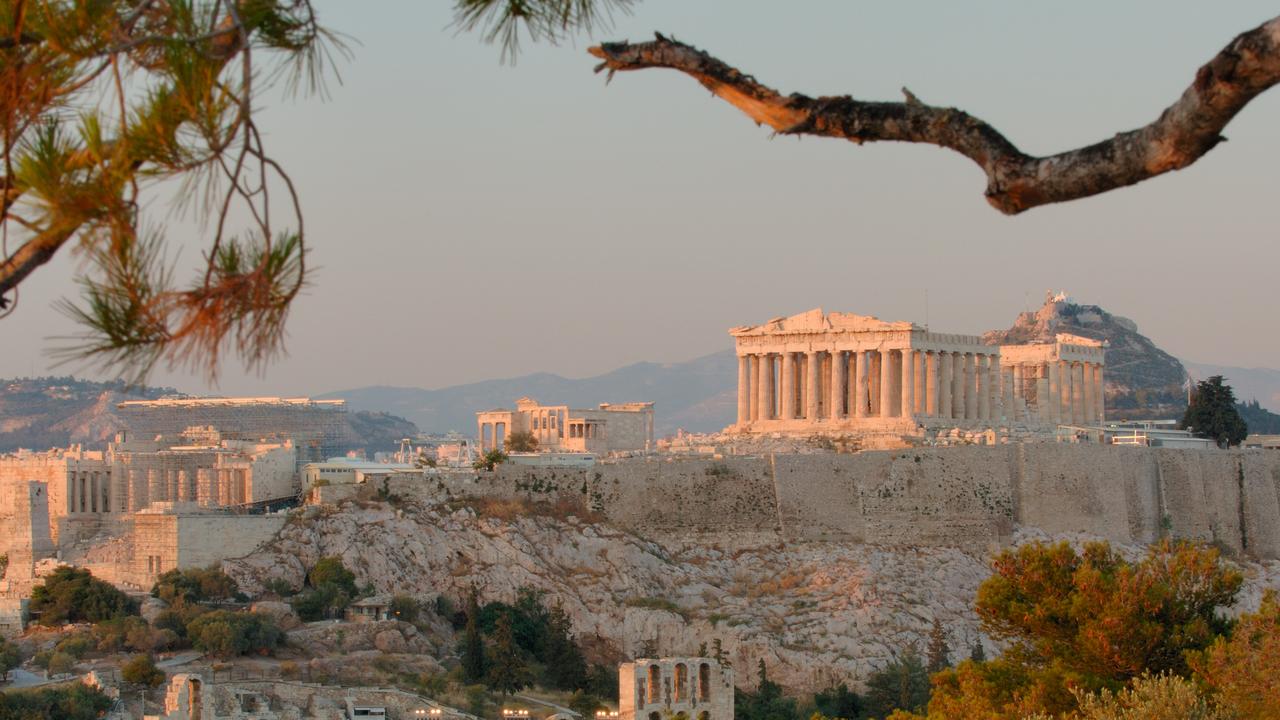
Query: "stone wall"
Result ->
[[410, 446, 1280, 558], [131, 512, 289, 586]]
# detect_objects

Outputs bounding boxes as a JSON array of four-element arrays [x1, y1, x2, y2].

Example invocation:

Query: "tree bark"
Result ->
[[589, 16, 1280, 215]]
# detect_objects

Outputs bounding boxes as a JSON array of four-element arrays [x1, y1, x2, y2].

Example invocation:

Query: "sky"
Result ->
[[3, 1, 1279, 396]]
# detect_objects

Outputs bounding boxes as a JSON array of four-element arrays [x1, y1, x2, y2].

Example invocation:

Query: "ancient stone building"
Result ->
[[619, 657, 733, 720], [477, 397, 655, 454], [730, 309, 1104, 438]]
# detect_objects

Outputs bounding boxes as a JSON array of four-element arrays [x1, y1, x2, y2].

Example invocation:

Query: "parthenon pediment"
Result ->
[[729, 308, 918, 337]]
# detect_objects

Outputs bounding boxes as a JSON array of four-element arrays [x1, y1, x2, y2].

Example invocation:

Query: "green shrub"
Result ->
[[29, 566, 137, 625], [185, 611, 283, 657], [151, 566, 243, 605], [0, 683, 113, 719], [122, 654, 166, 687]]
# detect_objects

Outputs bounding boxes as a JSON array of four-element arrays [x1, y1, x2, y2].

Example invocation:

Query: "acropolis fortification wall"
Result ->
[[399, 445, 1280, 558]]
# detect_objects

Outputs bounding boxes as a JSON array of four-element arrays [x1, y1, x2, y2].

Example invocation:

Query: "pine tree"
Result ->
[[487, 613, 533, 697], [1181, 376, 1249, 447], [969, 640, 986, 663], [926, 618, 951, 674], [461, 589, 487, 683], [542, 603, 587, 691]]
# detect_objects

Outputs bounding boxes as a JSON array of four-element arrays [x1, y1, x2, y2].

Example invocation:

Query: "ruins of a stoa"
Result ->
[[729, 308, 1106, 438]]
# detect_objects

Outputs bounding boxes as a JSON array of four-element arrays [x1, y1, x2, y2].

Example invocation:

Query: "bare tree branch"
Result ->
[[589, 17, 1280, 215]]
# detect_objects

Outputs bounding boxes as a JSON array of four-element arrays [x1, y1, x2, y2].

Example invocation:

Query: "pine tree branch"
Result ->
[[0, 225, 78, 303], [588, 16, 1280, 215]]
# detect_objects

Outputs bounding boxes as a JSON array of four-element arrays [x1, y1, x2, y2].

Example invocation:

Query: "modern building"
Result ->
[[477, 397, 655, 455]]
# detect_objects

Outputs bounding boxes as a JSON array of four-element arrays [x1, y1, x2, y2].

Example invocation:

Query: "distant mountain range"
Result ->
[[329, 298, 1280, 435], [5, 299, 1278, 448], [319, 351, 739, 436]]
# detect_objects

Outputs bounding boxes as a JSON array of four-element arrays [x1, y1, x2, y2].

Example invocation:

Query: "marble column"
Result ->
[[1082, 362, 1094, 426], [959, 353, 972, 420], [880, 350, 895, 418], [870, 352, 881, 416], [940, 352, 953, 419], [925, 352, 939, 417], [762, 354, 776, 421], [780, 353, 795, 420], [854, 351, 868, 418], [747, 353, 757, 420], [737, 355, 751, 424], [902, 349, 915, 420], [912, 351, 925, 416], [831, 350, 847, 420], [1012, 364, 1024, 420], [976, 355, 990, 421], [1072, 361, 1085, 425], [1094, 364, 1106, 424], [806, 351, 820, 421], [1058, 360, 1072, 425], [1046, 361, 1060, 424]]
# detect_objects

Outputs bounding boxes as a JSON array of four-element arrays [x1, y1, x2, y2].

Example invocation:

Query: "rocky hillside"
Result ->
[[0, 376, 419, 453], [983, 293, 1188, 417], [223, 492, 1280, 693]]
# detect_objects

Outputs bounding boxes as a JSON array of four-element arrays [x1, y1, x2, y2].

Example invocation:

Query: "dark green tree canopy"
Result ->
[[1181, 376, 1248, 447]]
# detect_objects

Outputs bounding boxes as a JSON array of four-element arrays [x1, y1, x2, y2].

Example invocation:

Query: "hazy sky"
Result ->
[[3, 1, 1279, 396]]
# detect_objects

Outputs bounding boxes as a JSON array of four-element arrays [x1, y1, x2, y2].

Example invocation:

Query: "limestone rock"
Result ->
[[250, 600, 301, 630], [374, 628, 408, 653]]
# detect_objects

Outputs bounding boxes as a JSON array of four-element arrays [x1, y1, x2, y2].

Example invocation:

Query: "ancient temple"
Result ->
[[728, 309, 1105, 436]]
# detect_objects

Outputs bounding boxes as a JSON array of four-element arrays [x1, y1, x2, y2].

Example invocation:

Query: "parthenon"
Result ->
[[729, 309, 1105, 436]]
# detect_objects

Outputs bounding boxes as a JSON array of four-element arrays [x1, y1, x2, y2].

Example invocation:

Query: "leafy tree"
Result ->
[[1190, 590, 1280, 719], [461, 589, 488, 683], [291, 556, 359, 620], [568, 690, 605, 719], [918, 540, 1243, 719], [122, 654, 166, 688], [735, 660, 800, 720], [0, 683, 113, 720], [390, 594, 421, 623], [812, 682, 862, 719], [925, 619, 951, 674], [505, 431, 539, 453], [542, 602, 588, 691], [1180, 376, 1248, 447], [151, 566, 242, 605], [486, 613, 533, 697], [0, 636, 20, 681], [308, 556, 358, 596], [862, 647, 930, 719], [29, 566, 137, 625], [1068, 673, 1231, 720], [474, 448, 509, 471], [45, 650, 76, 676], [185, 610, 283, 658], [978, 540, 1239, 682], [94, 616, 177, 654]]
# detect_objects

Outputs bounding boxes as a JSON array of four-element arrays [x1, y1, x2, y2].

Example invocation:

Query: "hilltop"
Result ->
[[983, 293, 1189, 418], [0, 376, 418, 454]]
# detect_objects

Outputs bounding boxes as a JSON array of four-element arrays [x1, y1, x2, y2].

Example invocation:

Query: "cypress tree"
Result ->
[[461, 589, 487, 683], [487, 613, 532, 697]]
